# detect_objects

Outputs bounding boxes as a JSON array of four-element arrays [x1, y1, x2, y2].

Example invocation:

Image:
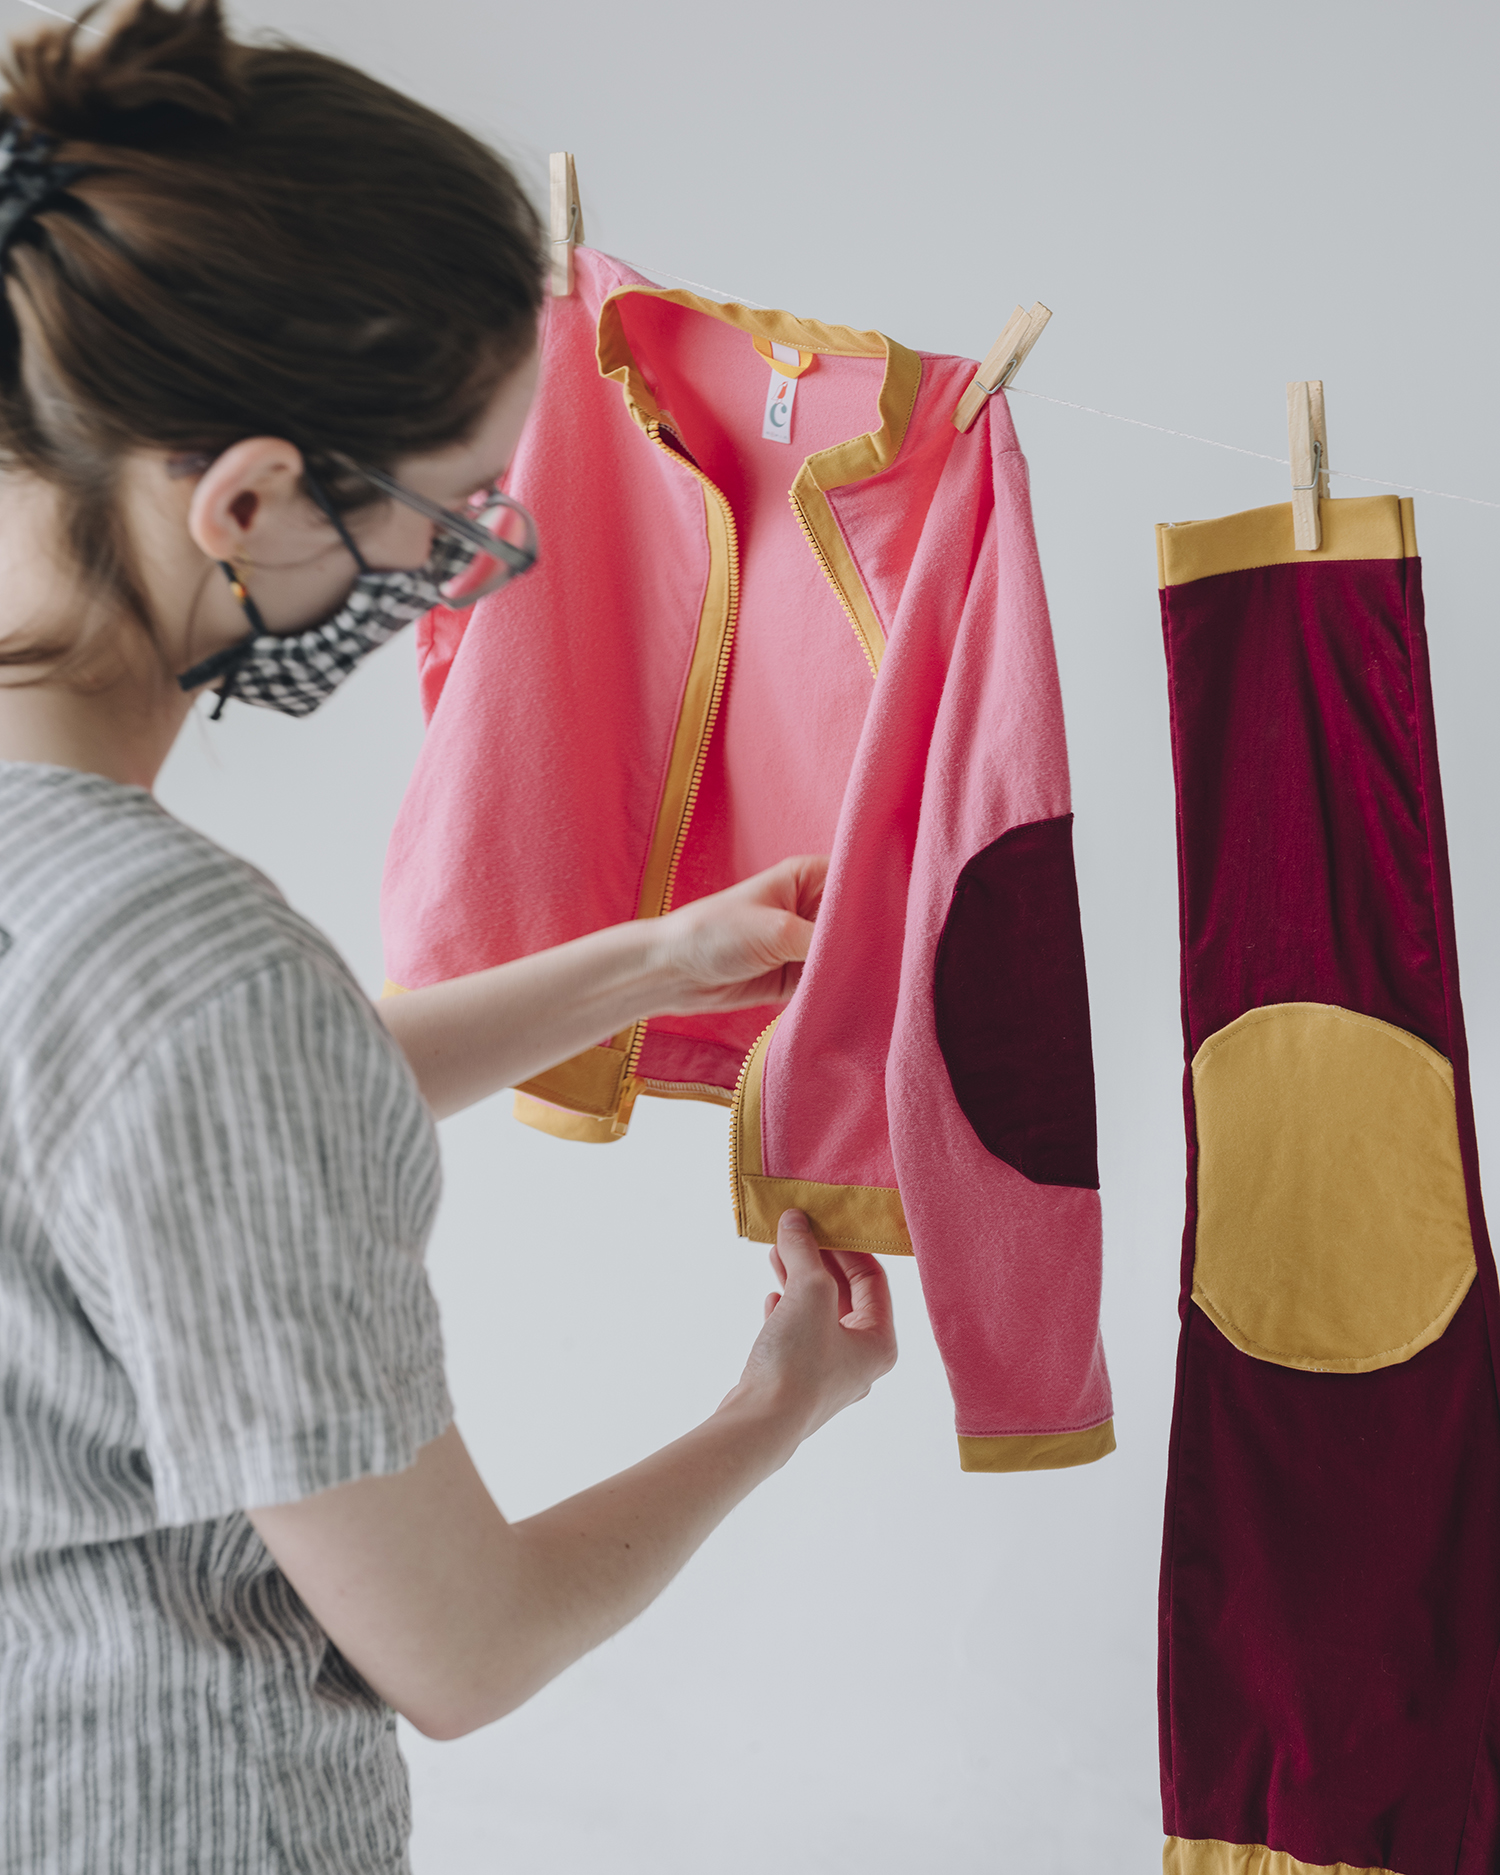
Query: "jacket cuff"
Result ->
[[957, 1419, 1116, 1473]]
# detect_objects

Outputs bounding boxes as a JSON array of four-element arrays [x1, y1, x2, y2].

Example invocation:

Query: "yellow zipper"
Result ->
[[789, 487, 881, 678], [648, 424, 741, 923], [728, 1019, 777, 1234], [613, 421, 743, 1133]]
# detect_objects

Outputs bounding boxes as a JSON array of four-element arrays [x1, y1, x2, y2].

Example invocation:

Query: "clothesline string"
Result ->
[[0, 29, 1486, 518], [627, 255, 1500, 515], [1005, 387, 1500, 512], [16, 0, 101, 33]]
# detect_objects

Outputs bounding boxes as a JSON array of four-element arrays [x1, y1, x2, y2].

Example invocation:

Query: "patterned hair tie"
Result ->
[[0, 119, 90, 264]]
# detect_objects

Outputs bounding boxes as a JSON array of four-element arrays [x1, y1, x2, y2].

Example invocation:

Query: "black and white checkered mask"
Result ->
[[177, 531, 477, 720]]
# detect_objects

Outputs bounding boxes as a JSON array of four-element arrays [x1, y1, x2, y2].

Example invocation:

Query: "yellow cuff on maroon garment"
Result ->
[[1163, 1837, 1403, 1875]]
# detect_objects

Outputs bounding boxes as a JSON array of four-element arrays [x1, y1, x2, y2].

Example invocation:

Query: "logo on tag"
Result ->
[[762, 370, 797, 444]]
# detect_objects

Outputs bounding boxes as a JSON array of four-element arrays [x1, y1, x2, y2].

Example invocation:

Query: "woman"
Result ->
[[0, 3, 896, 1869]]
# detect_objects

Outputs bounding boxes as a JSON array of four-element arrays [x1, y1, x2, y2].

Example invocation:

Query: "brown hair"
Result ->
[[0, 0, 544, 668]]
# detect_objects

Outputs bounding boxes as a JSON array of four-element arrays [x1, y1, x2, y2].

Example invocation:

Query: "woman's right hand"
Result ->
[[723, 1209, 898, 1446], [249, 1207, 896, 1744]]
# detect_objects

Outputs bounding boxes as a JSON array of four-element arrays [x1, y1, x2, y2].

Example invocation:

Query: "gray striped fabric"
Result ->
[[0, 763, 451, 1873]]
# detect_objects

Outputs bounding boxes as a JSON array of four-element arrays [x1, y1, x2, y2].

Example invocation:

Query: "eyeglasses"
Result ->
[[308, 455, 539, 606]]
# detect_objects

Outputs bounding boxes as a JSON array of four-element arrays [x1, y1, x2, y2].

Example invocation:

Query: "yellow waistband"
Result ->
[[1156, 496, 1416, 588]]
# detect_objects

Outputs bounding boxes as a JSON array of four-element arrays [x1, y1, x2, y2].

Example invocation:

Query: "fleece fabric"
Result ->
[[382, 248, 1113, 1471]]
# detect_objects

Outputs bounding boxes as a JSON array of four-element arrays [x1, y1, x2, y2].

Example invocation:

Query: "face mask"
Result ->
[[177, 532, 479, 720], [176, 463, 536, 720]]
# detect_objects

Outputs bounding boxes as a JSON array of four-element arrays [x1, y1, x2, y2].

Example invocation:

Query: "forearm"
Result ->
[[451, 1389, 801, 1731], [249, 1212, 894, 1744], [376, 854, 827, 1121], [378, 920, 677, 1119], [252, 1396, 804, 1743]]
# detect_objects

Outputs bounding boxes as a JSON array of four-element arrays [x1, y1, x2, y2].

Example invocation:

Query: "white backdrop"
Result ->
[[14, 0, 1498, 1866]]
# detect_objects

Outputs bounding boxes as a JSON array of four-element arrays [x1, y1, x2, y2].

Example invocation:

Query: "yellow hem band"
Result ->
[[739, 1171, 911, 1254], [512, 1093, 624, 1144], [1164, 1836, 1402, 1875], [516, 1043, 630, 1119], [732, 1023, 911, 1253]]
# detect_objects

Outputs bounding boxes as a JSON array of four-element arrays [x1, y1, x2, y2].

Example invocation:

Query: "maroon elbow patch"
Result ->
[[934, 814, 1099, 1189]]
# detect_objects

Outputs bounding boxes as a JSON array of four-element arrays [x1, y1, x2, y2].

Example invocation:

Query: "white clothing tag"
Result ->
[[770, 342, 800, 367], [762, 370, 797, 443]]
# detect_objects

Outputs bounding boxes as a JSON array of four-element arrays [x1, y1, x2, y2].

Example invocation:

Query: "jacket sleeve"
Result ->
[[885, 409, 1113, 1470]]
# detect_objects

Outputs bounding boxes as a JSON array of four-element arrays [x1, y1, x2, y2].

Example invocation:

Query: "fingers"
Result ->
[[825, 1248, 895, 1335], [736, 907, 816, 976], [821, 1247, 854, 1319], [765, 854, 827, 922], [792, 854, 829, 920], [663, 856, 830, 1019], [774, 1209, 829, 1284], [740, 855, 829, 921], [730, 961, 804, 1009], [777, 914, 818, 965], [738, 1216, 897, 1441], [776, 1220, 889, 1327]]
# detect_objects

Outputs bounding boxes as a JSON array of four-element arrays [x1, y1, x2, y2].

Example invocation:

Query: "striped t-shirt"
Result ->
[[0, 763, 451, 1874]]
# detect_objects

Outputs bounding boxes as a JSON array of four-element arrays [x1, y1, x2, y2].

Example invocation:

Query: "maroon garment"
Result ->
[[1158, 534, 1500, 1874]]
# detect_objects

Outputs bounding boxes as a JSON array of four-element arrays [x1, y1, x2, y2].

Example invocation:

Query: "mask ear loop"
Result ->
[[301, 468, 373, 576], [172, 556, 270, 719], [201, 557, 268, 719], [182, 470, 372, 719], [165, 450, 270, 716], [216, 558, 268, 633]]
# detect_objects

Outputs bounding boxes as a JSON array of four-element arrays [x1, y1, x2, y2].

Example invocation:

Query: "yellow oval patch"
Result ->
[[1191, 1002, 1475, 1373]]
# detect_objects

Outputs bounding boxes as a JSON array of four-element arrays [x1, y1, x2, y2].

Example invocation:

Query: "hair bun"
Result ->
[[2, 0, 242, 150]]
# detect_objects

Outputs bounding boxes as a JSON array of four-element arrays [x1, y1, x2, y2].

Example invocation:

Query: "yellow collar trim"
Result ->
[[597, 284, 890, 415], [595, 285, 921, 673]]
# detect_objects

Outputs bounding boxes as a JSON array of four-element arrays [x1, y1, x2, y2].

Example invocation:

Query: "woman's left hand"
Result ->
[[654, 855, 828, 1014], [381, 854, 830, 1119]]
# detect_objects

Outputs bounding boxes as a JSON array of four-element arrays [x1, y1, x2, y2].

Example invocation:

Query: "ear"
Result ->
[[186, 438, 307, 563]]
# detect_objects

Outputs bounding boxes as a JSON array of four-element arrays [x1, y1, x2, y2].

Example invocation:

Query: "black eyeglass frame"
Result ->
[[304, 454, 539, 601]]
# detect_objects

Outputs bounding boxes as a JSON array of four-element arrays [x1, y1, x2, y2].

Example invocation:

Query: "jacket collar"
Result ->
[[595, 284, 922, 492]]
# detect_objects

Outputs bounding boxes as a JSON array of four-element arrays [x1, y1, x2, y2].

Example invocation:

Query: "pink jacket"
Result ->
[[382, 250, 1113, 1470]]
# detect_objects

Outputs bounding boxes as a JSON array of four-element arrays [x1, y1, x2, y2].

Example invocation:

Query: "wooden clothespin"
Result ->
[[1287, 380, 1329, 551], [953, 302, 1052, 433], [549, 151, 584, 298]]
